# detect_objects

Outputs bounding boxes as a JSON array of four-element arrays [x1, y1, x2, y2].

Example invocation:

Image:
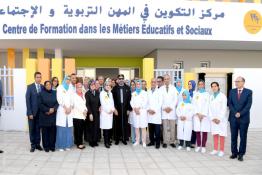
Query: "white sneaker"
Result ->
[[142, 143, 146, 148], [58, 149, 64, 152], [218, 151, 224, 157], [201, 147, 206, 153], [186, 147, 191, 152], [177, 146, 183, 150], [65, 148, 71, 151], [195, 147, 201, 152], [210, 150, 218, 155], [133, 142, 139, 147]]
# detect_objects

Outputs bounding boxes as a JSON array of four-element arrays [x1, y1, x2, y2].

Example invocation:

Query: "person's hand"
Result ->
[[89, 114, 94, 121], [114, 110, 118, 116], [164, 107, 172, 113], [215, 119, 220, 124], [134, 108, 140, 115], [235, 112, 241, 118], [49, 108, 55, 114], [45, 112, 50, 115], [109, 110, 114, 115], [148, 109, 155, 115], [198, 114, 203, 121], [28, 115, 33, 120]]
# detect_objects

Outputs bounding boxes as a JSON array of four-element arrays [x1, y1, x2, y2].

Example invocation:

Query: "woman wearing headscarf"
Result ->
[[209, 82, 227, 157], [188, 80, 197, 148], [192, 80, 210, 153], [130, 80, 148, 147], [176, 90, 195, 152], [175, 79, 186, 104], [39, 81, 59, 152], [85, 80, 101, 147], [72, 82, 88, 149], [56, 76, 74, 151], [100, 80, 117, 148]]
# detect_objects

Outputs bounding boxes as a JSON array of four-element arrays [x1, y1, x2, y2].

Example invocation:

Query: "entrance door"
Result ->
[[96, 68, 119, 79]]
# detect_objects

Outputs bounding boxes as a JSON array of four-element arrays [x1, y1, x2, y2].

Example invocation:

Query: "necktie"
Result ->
[[37, 84, 41, 93], [237, 90, 242, 101], [166, 85, 169, 93]]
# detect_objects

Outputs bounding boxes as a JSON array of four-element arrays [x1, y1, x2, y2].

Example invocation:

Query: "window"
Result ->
[[173, 61, 184, 69], [200, 61, 211, 68]]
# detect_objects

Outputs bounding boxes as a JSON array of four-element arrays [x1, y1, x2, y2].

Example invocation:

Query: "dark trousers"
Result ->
[[28, 115, 41, 148], [42, 126, 56, 150], [103, 129, 110, 144], [179, 140, 191, 147], [114, 114, 128, 142], [230, 120, 249, 156], [73, 119, 85, 146], [191, 130, 196, 145], [196, 132, 208, 147], [148, 123, 161, 146]]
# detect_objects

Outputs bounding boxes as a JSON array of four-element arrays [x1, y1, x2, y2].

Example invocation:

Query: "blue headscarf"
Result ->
[[62, 76, 69, 91], [188, 80, 196, 98], [213, 91, 220, 98], [182, 90, 191, 104], [176, 79, 183, 93], [135, 80, 142, 95], [198, 80, 206, 93]]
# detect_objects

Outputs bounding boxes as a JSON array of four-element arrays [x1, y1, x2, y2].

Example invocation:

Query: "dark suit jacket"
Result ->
[[112, 84, 132, 112], [228, 88, 252, 124], [26, 83, 44, 117]]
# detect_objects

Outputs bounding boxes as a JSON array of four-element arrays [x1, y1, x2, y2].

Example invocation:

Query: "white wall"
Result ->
[[233, 69, 262, 130], [0, 69, 27, 131]]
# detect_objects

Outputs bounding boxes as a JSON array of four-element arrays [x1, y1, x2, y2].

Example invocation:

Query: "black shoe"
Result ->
[[36, 145, 43, 151], [0, 150, 3, 153], [30, 147, 35, 153], [147, 142, 154, 146], [93, 142, 99, 147], [50, 148, 55, 152], [230, 154, 238, 159], [238, 155, 244, 161], [156, 145, 160, 149], [105, 143, 110, 149], [163, 144, 167, 148], [89, 142, 94, 147], [122, 140, 127, 145], [170, 143, 176, 148], [44, 149, 49, 152], [190, 145, 195, 149], [115, 140, 119, 145]]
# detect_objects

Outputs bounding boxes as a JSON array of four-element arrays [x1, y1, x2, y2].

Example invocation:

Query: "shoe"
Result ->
[[93, 143, 99, 147], [177, 146, 183, 150], [122, 140, 127, 145], [147, 142, 154, 146], [77, 145, 86, 149], [36, 145, 43, 151], [195, 147, 201, 152], [58, 149, 64, 152], [105, 143, 110, 149], [210, 150, 218, 155], [133, 142, 139, 147], [230, 154, 238, 159], [115, 140, 119, 145], [30, 148, 35, 153], [50, 149, 55, 152], [142, 143, 146, 148], [0, 150, 3, 153], [238, 155, 244, 161], [186, 147, 191, 152], [170, 143, 176, 148], [65, 148, 71, 151], [89, 142, 94, 147], [155, 145, 160, 149], [162, 144, 167, 148], [44, 149, 49, 152], [201, 147, 206, 153], [218, 151, 224, 157], [190, 144, 195, 149]]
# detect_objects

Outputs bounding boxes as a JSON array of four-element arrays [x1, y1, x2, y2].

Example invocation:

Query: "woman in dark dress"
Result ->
[[39, 81, 59, 152], [85, 80, 101, 147]]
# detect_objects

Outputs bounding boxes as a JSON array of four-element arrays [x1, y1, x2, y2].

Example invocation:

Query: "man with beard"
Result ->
[[112, 74, 132, 145]]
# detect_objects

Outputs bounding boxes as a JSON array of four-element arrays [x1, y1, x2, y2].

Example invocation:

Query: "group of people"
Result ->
[[25, 72, 252, 162]]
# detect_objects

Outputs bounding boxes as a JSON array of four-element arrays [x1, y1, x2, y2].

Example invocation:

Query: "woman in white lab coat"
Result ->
[[56, 76, 74, 151], [72, 82, 87, 149], [130, 80, 148, 147], [192, 80, 210, 153], [209, 82, 227, 157], [176, 90, 195, 151], [100, 80, 117, 148], [175, 79, 186, 104]]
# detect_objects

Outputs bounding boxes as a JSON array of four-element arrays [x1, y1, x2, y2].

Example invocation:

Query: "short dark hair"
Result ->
[[34, 72, 41, 78], [211, 82, 219, 87], [157, 76, 164, 81], [117, 74, 125, 79], [71, 73, 76, 76]]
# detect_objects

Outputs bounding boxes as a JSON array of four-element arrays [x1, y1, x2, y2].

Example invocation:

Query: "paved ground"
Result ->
[[0, 131, 262, 175]]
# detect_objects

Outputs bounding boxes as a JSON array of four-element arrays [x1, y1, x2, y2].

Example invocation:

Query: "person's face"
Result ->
[[52, 78, 58, 87], [66, 78, 71, 85], [95, 81, 100, 89], [98, 77, 104, 85], [164, 75, 170, 86], [90, 84, 96, 91], [211, 83, 219, 93], [198, 81, 205, 89], [35, 74, 42, 84], [83, 78, 89, 85], [142, 81, 147, 90], [71, 75, 77, 85], [176, 81, 181, 87], [136, 82, 141, 89], [157, 78, 163, 87], [76, 83, 83, 93], [188, 81, 192, 90], [105, 84, 111, 91], [182, 93, 187, 100], [45, 82, 52, 91], [118, 77, 124, 85], [111, 80, 116, 87], [151, 79, 157, 89], [131, 82, 136, 91], [235, 77, 245, 89]]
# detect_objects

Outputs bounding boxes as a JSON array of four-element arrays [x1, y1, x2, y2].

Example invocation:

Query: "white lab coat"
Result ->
[[130, 90, 148, 128], [160, 84, 178, 120], [72, 93, 87, 120], [192, 91, 210, 132], [100, 90, 115, 129], [176, 102, 195, 141], [209, 92, 228, 137], [147, 88, 163, 124], [56, 85, 73, 127]]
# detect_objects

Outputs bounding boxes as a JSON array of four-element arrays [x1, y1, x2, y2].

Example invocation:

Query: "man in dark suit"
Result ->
[[112, 74, 132, 145], [0, 79, 3, 153], [26, 72, 44, 152], [228, 76, 252, 161]]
